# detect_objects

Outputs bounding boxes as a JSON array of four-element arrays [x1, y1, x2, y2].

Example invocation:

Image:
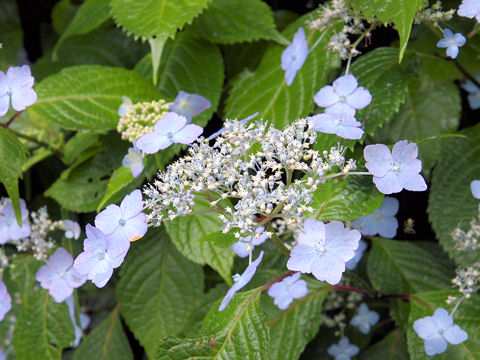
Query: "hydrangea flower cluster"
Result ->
[[436, 29, 466, 59], [353, 197, 399, 238], [0, 65, 37, 116], [452, 265, 479, 298]]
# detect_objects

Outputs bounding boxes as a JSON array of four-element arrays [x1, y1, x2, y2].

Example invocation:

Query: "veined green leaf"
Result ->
[[0, 0, 23, 67]]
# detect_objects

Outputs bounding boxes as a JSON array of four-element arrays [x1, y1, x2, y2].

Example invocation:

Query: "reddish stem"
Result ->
[[1, 110, 24, 128]]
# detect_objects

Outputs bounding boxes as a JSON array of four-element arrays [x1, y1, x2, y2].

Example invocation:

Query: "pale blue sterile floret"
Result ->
[[309, 113, 364, 140], [63, 220, 81, 240], [35, 247, 87, 303], [413, 308, 468, 356], [267, 272, 308, 310], [471, 180, 480, 199], [0, 348, 5, 360], [0, 198, 31, 244], [437, 29, 466, 59], [350, 303, 380, 334], [281, 27, 309, 86], [345, 239, 367, 270], [169, 91, 211, 122], [94, 189, 147, 258], [364, 140, 427, 195], [327, 337, 359, 360], [0, 281, 11, 321], [219, 250, 264, 311], [353, 197, 399, 238], [66, 295, 90, 348], [287, 219, 360, 285], [118, 96, 133, 116], [122, 145, 144, 178], [458, 0, 480, 22], [460, 74, 480, 109], [231, 227, 268, 258], [0, 65, 37, 116], [314, 74, 372, 116], [136, 112, 203, 154], [73, 224, 127, 288]]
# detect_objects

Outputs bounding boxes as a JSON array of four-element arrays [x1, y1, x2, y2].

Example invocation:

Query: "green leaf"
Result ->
[[367, 238, 454, 294], [265, 277, 329, 360], [350, 47, 413, 138], [224, 11, 340, 129], [0, 127, 28, 224], [359, 329, 409, 360], [97, 166, 134, 212], [347, 0, 423, 61], [164, 199, 235, 284], [135, 33, 224, 126], [196, 230, 238, 248], [73, 305, 133, 360], [28, 65, 161, 131], [10, 255, 42, 306], [53, 0, 111, 58], [309, 175, 383, 222], [374, 75, 461, 174], [116, 228, 204, 359], [0, 0, 23, 67], [110, 0, 210, 40], [63, 133, 102, 164], [428, 123, 480, 266], [407, 290, 480, 359], [51, 0, 76, 35], [188, 0, 282, 44]]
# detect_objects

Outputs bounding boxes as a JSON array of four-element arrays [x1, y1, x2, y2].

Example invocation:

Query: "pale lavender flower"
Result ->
[[351, 303, 380, 334], [471, 180, 480, 199], [63, 220, 81, 239], [327, 337, 359, 360], [309, 113, 364, 139], [73, 225, 126, 288], [231, 227, 268, 258], [364, 140, 427, 194], [219, 251, 264, 311], [437, 29, 466, 59], [136, 112, 203, 154], [460, 74, 480, 109], [36, 247, 87, 303], [94, 189, 147, 258], [314, 74, 372, 116], [268, 272, 308, 310], [66, 295, 90, 348], [353, 197, 399, 238], [169, 91, 211, 122], [287, 219, 360, 285], [458, 0, 480, 22], [281, 27, 309, 86], [345, 239, 367, 270], [0, 65, 37, 116], [118, 96, 133, 116], [122, 145, 144, 178], [0, 198, 30, 244], [413, 308, 468, 356], [0, 281, 11, 321]]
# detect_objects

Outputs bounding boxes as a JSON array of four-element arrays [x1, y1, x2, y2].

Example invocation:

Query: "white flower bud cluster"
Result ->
[[143, 118, 356, 237], [452, 215, 480, 251], [117, 99, 169, 142], [414, 1, 455, 24], [309, 0, 352, 31], [452, 265, 479, 299]]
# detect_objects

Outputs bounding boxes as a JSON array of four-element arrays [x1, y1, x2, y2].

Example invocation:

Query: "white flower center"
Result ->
[[339, 95, 347, 103], [118, 218, 126, 226], [334, 115, 345, 125], [58, 271, 66, 279], [448, 38, 457, 46], [96, 252, 105, 260], [392, 160, 401, 175], [232, 273, 241, 282], [314, 242, 327, 256]]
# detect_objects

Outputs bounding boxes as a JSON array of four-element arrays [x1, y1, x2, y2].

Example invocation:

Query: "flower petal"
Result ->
[[364, 144, 392, 177], [314, 85, 339, 107], [136, 131, 171, 154], [172, 124, 203, 144], [95, 204, 121, 235], [333, 74, 358, 96]]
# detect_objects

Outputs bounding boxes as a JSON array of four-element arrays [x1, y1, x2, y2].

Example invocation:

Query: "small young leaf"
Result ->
[[97, 166, 134, 212]]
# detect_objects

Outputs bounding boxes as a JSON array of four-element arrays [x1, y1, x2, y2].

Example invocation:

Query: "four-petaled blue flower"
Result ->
[[63, 220, 81, 240], [327, 337, 359, 360], [95, 189, 147, 258], [169, 91, 211, 122], [309, 113, 364, 140], [458, 0, 480, 22], [0, 198, 31, 244], [0, 65, 37, 116], [345, 239, 367, 270], [287, 219, 360, 285], [73, 224, 127, 288], [36, 247, 87, 303], [437, 29, 466, 59], [231, 227, 268, 258], [136, 112, 203, 154], [0, 281, 11, 321], [350, 303, 380, 334], [267, 272, 308, 310], [314, 74, 372, 116], [219, 250, 264, 311], [413, 308, 468, 356], [122, 145, 144, 178], [353, 197, 399, 238], [364, 140, 427, 194], [281, 27, 309, 86], [460, 74, 480, 109]]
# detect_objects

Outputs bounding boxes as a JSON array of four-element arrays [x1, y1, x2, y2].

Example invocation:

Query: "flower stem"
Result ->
[[0, 110, 24, 128]]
